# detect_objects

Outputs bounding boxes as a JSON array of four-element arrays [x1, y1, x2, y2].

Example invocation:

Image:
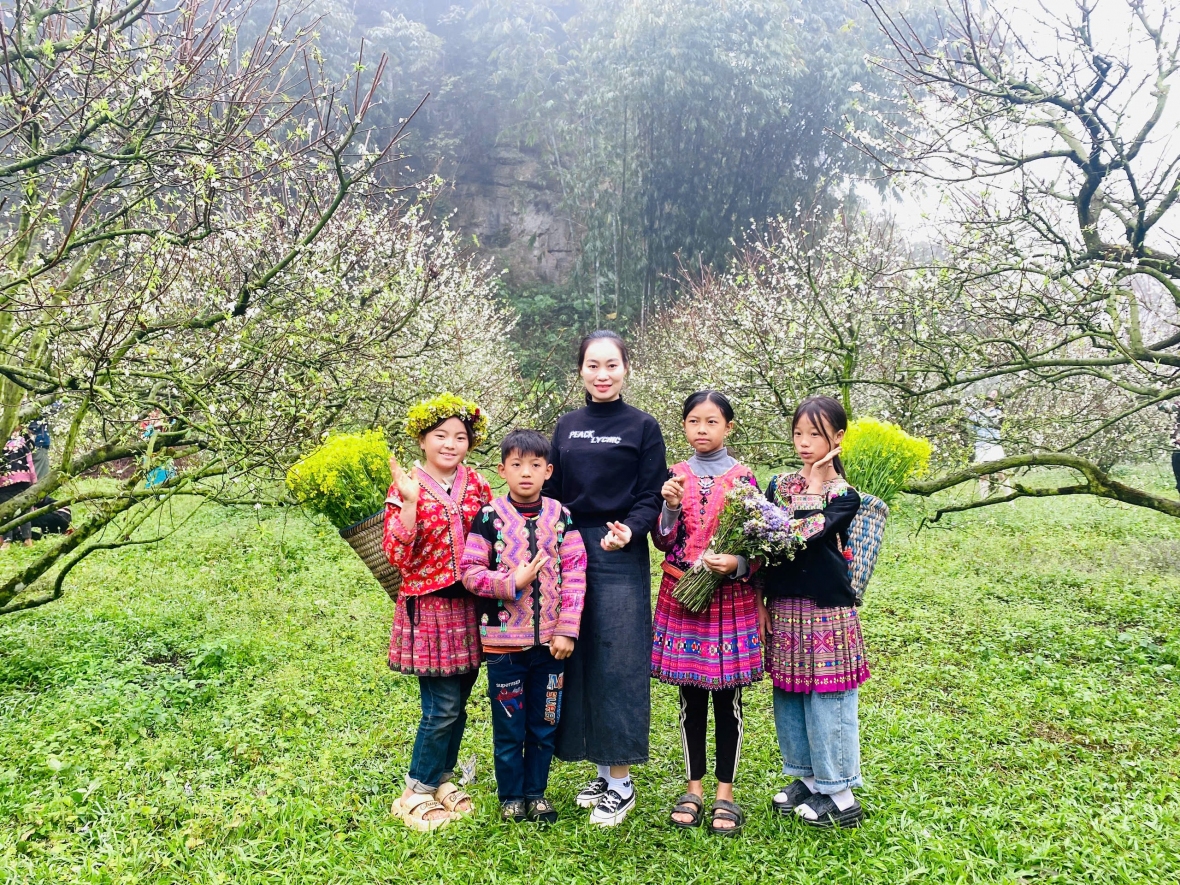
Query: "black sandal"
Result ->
[[709, 799, 745, 836], [527, 797, 558, 825], [500, 799, 527, 822], [668, 792, 704, 828], [797, 793, 864, 829], [773, 779, 815, 815]]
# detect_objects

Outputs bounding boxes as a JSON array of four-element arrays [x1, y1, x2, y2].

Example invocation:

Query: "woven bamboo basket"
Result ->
[[340, 510, 402, 602]]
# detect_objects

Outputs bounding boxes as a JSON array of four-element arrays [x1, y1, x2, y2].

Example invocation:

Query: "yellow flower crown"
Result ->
[[403, 393, 488, 447]]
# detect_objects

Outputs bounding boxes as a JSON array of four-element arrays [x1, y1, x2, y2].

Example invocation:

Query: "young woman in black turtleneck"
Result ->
[[542, 330, 667, 827]]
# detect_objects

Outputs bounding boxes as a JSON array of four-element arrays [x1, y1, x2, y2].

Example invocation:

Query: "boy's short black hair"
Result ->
[[500, 428, 551, 463]]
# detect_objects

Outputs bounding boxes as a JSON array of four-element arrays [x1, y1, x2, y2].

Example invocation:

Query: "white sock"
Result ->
[[595, 764, 610, 780], [801, 776, 818, 792], [606, 774, 633, 798], [796, 787, 855, 819]]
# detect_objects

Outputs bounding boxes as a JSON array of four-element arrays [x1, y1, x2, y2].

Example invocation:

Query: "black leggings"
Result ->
[[0, 482, 31, 542], [678, 685, 744, 783]]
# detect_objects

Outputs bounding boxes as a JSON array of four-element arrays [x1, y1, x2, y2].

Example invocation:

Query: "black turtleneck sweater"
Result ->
[[543, 395, 667, 537]]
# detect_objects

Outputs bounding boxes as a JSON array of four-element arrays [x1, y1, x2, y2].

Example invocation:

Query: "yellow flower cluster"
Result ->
[[403, 392, 488, 447], [285, 430, 392, 530], [842, 417, 932, 505]]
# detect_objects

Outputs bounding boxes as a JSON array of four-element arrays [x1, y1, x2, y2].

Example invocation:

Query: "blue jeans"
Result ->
[[486, 646, 565, 801], [406, 670, 479, 793], [773, 687, 863, 794]]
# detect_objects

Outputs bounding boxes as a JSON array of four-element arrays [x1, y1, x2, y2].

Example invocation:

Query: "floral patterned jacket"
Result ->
[[382, 465, 492, 596], [460, 496, 588, 650], [761, 472, 862, 607]]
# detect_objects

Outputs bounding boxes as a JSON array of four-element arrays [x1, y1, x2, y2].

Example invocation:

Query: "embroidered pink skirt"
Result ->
[[389, 592, 482, 677], [651, 574, 763, 689], [766, 596, 869, 693]]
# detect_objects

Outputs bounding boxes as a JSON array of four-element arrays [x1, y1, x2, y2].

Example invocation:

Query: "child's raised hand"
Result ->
[[600, 520, 632, 551], [389, 457, 420, 503], [550, 635, 575, 660], [806, 446, 842, 493], [514, 550, 550, 590], [661, 474, 686, 508]]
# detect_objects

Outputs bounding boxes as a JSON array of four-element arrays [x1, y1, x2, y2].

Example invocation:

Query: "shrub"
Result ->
[[842, 417, 932, 505], [285, 431, 392, 530]]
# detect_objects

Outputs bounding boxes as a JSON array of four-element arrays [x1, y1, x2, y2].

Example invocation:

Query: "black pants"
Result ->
[[1172, 450, 1180, 493], [679, 685, 744, 783], [0, 482, 31, 542]]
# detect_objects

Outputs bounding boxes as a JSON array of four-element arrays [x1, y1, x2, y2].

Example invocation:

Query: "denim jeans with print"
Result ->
[[406, 670, 479, 793], [486, 645, 565, 801], [773, 686, 863, 794]]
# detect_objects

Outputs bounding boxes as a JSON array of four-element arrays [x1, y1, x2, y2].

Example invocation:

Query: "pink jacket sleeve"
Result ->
[[555, 524, 588, 638]]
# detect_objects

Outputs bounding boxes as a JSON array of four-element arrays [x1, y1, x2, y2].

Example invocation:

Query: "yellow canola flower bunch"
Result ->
[[286, 430, 392, 530], [842, 417, 932, 506], [403, 392, 488, 447]]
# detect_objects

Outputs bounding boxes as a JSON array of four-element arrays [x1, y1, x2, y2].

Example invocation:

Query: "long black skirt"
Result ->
[[555, 524, 652, 766]]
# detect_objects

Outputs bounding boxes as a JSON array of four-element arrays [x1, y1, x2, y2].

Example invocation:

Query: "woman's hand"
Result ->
[[806, 446, 842, 494], [389, 457, 420, 503], [600, 520, 632, 551], [701, 552, 739, 576], [757, 596, 773, 644], [550, 636, 575, 660], [661, 474, 686, 508], [514, 550, 549, 590]]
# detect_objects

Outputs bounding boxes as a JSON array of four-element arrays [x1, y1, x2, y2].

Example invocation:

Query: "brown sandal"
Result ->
[[435, 781, 473, 816], [392, 792, 451, 832]]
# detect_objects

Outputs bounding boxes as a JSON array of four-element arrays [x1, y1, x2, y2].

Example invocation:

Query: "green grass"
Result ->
[[1, 468, 1179, 883]]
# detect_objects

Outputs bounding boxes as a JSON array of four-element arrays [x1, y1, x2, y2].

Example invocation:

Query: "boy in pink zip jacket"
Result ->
[[460, 429, 588, 824]]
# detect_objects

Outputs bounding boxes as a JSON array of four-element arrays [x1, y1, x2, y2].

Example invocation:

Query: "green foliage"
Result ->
[[843, 417, 932, 504], [1, 470, 1178, 881], [285, 431, 392, 530]]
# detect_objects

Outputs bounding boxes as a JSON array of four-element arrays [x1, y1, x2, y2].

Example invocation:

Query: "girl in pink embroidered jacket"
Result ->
[[761, 395, 868, 830]]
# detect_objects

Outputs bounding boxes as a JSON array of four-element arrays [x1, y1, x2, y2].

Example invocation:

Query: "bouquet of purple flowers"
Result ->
[[671, 482, 805, 613]]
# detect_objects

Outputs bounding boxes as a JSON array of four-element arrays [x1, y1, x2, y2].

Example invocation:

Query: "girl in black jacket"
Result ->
[[760, 396, 868, 829]]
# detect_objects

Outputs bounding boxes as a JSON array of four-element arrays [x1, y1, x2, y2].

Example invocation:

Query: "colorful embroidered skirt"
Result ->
[[389, 592, 482, 677], [651, 574, 763, 689], [766, 596, 869, 693]]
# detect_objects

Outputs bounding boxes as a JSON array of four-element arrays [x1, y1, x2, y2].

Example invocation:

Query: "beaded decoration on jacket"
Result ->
[[657, 463, 757, 567]]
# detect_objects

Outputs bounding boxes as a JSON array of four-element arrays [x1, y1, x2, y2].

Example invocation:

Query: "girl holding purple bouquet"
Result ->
[[652, 391, 763, 835], [762, 395, 867, 829]]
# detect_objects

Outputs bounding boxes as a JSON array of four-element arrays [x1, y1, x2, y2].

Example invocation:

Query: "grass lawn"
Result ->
[[1, 467, 1179, 884]]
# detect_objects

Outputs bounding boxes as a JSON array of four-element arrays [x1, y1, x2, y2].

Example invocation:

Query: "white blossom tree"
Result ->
[[847, 0, 1180, 519], [0, 1, 523, 613]]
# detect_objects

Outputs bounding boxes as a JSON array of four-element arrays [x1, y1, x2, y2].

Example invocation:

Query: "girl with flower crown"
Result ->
[[383, 393, 492, 832]]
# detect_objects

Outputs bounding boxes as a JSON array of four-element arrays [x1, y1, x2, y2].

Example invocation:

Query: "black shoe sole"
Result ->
[[801, 808, 865, 829]]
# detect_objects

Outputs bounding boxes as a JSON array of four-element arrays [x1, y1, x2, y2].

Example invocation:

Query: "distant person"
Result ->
[[1160, 401, 1180, 494], [460, 429, 588, 825], [653, 391, 763, 835], [968, 390, 1007, 496], [1, 426, 38, 549], [28, 413, 51, 485]]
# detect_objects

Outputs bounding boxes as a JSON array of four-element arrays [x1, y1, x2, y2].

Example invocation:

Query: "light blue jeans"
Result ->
[[773, 687, 863, 794]]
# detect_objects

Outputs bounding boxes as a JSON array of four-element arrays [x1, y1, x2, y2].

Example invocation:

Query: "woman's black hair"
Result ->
[[419, 414, 476, 441], [577, 330, 629, 369], [681, 390, 735, 423], [792, 395, 847, 478]]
